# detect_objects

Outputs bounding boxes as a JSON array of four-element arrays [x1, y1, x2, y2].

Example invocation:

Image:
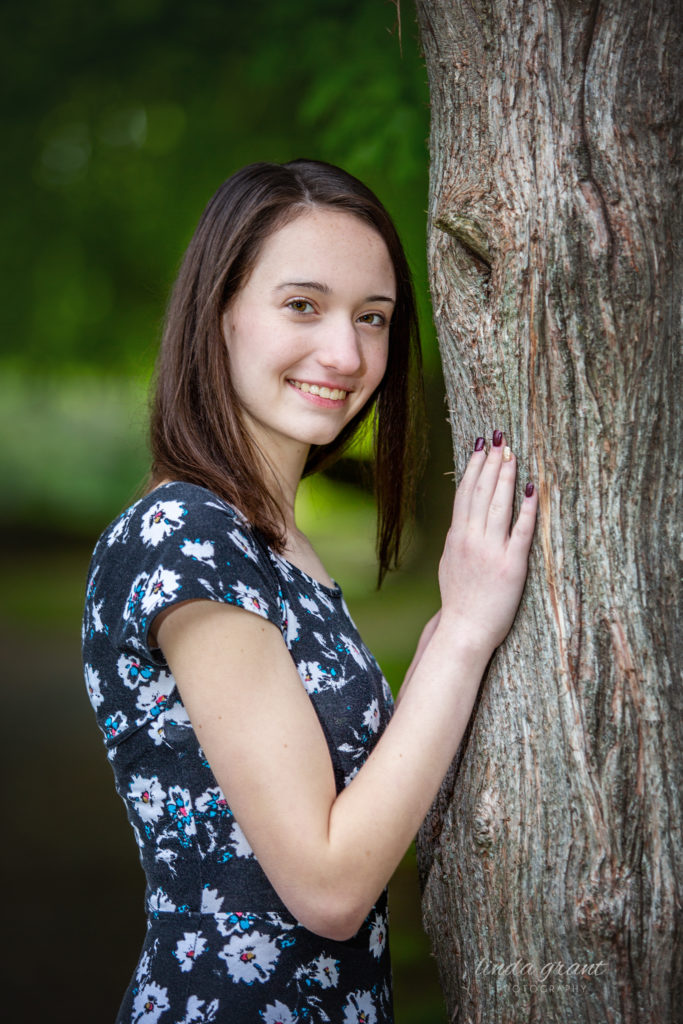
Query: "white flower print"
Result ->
[[164, 700, 191, 731], [176, 995, 219, 1023], [140, 499, 187, 547], [283, 601, 300, 645], [166, 785, 196, 840], [218, 930, 280, 984], [195, 787, 230, 820], [195, 576, 225, 602], [362, 699, 380, 735], [155, 846, 178, 873], [173, 931, 207, 973], [135, 945, 154, 984], [107, 505, 134, 546], [231, 580, 268, 616], [147, 716, 166, 746], [298, 592, 323, 619], [368, 913, 387, 959], [309, 954, 339, 988], [339, 633, 367, 670], [136, 672, 175, 717], [132, 980, 170, 1023], [148, 888, 177, 914], [297, 660, 346, 695], [269, 551, 296, 582], [117, 652, 155, 690], [260, 1001, 298, 1024], [264, 912, 295, 932], [227, 526, 259, 561], [312, 631, 342, 663], [229, 819, 254, 858], [181, 537, 216, 568], [312, 583, 336, 614], [128, 774, 167, 823], [200, 886, 224, 914], [342, 989, 377, 1024], [91, 599, 106, 635], [84, 664, 103, 709], [141, 566, 182, 616]]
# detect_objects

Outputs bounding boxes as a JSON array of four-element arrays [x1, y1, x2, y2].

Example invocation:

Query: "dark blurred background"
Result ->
[[1, 1, 455, 1019]]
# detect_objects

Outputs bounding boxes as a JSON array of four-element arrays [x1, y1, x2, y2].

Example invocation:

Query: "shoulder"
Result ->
[[84, 482, 283, 662], [92, 481, 268, 567]]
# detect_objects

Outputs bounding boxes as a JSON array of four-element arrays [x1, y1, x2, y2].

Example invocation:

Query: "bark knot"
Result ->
[[471, 786, 502, 854], [435, 210, 493, 268]]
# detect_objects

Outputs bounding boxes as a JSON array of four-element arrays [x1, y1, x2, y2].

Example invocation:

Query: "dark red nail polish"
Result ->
[[492, 430, 503, 447], [474, 436, 485, 452], [525, 481, 535, 498]]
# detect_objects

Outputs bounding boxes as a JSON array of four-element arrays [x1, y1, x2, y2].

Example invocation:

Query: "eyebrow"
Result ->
[[274, 281, 395, 304]]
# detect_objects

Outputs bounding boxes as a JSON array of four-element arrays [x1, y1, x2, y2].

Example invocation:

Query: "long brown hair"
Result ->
[[149, 159, 424, 583]]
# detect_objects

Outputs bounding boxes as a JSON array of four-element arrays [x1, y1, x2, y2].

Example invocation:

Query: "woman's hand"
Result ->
[[437, 432, 538, 656]]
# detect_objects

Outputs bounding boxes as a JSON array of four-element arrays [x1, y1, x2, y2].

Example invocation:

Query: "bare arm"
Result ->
[[156, 439, 537, 940]]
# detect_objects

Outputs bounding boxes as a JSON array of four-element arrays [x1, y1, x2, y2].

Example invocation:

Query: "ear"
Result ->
[[220, 308, 232, 345]]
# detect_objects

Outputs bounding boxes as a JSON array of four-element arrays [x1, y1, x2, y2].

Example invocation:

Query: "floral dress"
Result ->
[[82, 482, 395, 1024]]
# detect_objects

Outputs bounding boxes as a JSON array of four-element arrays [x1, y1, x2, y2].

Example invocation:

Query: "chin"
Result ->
[[302, 428, 345, 447]]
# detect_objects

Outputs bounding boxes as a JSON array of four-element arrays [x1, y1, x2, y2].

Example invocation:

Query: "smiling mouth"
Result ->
[[288, 380, 349, 401]]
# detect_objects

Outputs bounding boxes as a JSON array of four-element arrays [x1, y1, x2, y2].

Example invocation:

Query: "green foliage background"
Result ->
[[1, 2, 450, 1020], [1, 0, 441, 535]]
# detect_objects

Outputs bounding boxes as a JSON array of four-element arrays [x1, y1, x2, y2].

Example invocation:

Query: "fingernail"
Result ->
[[502, 446, 511, 462], [492, 430, 503, 447], [474, 436, 485, 452], [525, 481, 535, 497]]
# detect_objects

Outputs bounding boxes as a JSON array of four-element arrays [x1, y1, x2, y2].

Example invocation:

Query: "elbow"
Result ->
[[290, 890, 370, 942]]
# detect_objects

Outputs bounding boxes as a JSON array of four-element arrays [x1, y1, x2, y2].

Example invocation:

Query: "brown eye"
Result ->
[[357, 312, 386, 327], [287, 299, 314, 314]]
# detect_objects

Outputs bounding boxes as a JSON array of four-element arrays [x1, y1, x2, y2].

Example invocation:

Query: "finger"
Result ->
[[451, 436, 488, 527], [469, 430, 506, 522], [508, 480, 539, 558], [485, 447, 517, 540]]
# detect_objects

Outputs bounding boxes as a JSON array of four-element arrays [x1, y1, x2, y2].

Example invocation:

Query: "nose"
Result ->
[[317, 315, 364, 376]]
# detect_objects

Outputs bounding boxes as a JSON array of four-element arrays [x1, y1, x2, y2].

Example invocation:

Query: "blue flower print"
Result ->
[[117, 653, 155, 690], [166, 786, 197, 846], [104, 710, 128, 739]]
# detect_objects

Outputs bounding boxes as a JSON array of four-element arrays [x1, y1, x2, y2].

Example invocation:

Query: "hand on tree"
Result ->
[[437, 431, 538, 656]]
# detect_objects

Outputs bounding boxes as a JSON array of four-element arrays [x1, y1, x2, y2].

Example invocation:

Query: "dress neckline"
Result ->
[[151, 481, 342, 596], [271, 551, 342, 596]]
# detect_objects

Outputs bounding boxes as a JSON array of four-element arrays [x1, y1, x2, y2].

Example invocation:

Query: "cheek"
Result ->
[[368, 340, 390, 388]]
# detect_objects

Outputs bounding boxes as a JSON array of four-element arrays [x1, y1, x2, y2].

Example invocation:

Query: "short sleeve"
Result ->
[[92, 483, 284, 667]]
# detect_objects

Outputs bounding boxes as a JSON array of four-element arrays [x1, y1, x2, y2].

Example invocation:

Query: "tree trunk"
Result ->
[[413, 1, 681, 1022]]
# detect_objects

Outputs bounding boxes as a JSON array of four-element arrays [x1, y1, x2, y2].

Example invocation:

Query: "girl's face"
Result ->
[[221, 208, 395, 466]]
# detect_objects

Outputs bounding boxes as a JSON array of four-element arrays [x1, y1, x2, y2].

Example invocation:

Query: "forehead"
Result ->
[[247, 208, 396, 292]]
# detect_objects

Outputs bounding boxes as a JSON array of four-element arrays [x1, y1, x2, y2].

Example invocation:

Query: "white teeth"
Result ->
[[290, 380, 347, 400]]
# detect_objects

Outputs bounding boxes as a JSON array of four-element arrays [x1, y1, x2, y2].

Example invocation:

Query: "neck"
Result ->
[[249, 434, 310, 534]]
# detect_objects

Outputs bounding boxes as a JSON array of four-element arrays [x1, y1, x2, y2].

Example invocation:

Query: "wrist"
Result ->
[[431, 614, 496, 673]]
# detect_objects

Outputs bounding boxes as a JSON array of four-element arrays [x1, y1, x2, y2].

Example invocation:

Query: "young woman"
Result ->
[[82, 159, 538, 1024]]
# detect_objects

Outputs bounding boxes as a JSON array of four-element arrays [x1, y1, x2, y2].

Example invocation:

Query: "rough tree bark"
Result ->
[[412, 2, 681, 1022]]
